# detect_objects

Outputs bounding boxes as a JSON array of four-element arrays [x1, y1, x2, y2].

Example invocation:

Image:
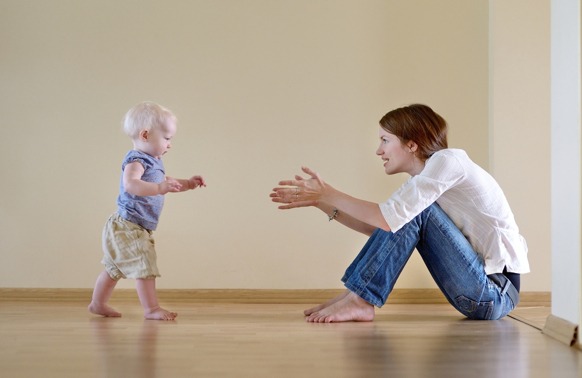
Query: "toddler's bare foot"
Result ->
[[88, 302, 122, 317], [304, 290, 350, 316], [144, 307, 177, 321], [306, 291, 375, 323]]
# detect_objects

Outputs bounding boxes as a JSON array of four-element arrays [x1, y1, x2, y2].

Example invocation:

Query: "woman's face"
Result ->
[[376, 127, 423, 176]]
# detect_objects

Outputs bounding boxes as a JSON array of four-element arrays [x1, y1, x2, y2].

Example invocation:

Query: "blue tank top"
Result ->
[[117, 150, 165, 230]]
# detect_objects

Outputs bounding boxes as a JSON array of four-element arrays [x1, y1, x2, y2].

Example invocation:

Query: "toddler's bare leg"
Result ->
[[304, 289, 350, 316], [88, 271, 122, 317], [136, 278, 177, 321]]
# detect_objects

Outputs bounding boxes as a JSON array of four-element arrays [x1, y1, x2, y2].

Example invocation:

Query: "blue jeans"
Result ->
[[342, 203, 517, 320]]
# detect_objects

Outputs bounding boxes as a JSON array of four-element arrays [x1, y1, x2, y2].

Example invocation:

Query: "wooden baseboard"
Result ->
[[543, 314, 579, 347], [0, 288, 550, 307]]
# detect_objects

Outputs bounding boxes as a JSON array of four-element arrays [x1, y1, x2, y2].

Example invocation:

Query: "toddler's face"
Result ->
[[141, 120, 177, 158]]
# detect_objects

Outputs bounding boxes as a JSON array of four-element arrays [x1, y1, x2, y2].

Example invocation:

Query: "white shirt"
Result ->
[[379, 149, 530, 275]]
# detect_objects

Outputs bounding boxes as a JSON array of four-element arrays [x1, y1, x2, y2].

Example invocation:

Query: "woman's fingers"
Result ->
[[271, 167, 322, 208], [301, 166, 318, 178], [270, 187, 300, 203], [277, 200, 318, 209], [278, 180, 301, 187], [271, 187, 299, 194], [301, 166, 325, 186], [277, 167, 318, 186]]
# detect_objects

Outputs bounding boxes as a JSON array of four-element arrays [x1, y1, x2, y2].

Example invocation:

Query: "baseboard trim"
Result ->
[[0, 288, 550, 306], [542, 314, 579, 347]]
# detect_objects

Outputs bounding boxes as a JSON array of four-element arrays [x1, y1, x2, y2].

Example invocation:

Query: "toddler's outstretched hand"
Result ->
[[188, 175, 207, 189]]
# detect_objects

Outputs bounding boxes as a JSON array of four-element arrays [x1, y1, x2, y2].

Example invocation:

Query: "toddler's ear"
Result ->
[[139, 129, 149, 141]]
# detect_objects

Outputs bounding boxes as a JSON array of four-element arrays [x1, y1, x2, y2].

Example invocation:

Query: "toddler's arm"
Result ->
[[169, 175, 207, 192], [123, 162, 182, 196]]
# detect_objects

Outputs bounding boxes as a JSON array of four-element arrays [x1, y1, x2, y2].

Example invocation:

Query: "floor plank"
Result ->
[[509, 306, 551, 330], [0, 300, 580, 377]]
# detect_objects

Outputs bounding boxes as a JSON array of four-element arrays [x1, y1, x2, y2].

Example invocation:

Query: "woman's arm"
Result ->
[[316, 201, 378, 236], [270, 166, 391, 235]]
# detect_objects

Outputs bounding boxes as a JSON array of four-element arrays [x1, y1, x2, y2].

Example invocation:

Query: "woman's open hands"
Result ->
[[271, 166, 388, 234], [270, 166, 327, 209]]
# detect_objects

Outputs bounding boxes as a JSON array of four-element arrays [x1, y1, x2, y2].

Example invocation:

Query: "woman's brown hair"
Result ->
[[379, 104, 448, 161]]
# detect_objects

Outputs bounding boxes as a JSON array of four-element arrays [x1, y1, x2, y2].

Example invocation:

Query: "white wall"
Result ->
[[550, 0, 581, 327], [1, 1, 549, 293], [489, 1, 552, 292]]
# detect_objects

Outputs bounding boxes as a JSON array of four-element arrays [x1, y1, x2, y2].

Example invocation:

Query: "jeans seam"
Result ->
[[361, 230, 405, 307]]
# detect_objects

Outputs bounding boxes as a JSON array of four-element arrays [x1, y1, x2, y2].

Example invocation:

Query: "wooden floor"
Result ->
[[1, 300, 580, 377]]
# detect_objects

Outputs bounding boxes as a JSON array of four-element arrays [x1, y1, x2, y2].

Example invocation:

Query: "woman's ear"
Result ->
[[407, 141, 418, 153]]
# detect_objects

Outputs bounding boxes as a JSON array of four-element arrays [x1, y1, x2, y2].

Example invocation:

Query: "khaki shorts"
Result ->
[[101, 213, 160, 280]]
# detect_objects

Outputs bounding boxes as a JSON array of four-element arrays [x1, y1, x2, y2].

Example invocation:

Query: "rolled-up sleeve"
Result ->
[[379, 152, 464, 232]]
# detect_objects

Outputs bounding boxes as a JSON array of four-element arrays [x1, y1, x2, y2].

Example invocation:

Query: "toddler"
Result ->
[[89, 101, 206, 320]]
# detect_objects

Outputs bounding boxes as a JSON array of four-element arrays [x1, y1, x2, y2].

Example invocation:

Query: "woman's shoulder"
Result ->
[[427, 148, 469, 166], [432, 148, 468, 158], [419, 149, 470, 182]]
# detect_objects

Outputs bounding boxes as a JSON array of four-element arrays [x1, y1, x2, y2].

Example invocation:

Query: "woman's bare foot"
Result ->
[[304, 290, 350, 316], [88, 302, 122, 317], [144, 307, 177, 321], [306, 291, 375, 323]]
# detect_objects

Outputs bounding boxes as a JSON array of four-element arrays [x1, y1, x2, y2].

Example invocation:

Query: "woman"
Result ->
[[270, 104, 529, 323]]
